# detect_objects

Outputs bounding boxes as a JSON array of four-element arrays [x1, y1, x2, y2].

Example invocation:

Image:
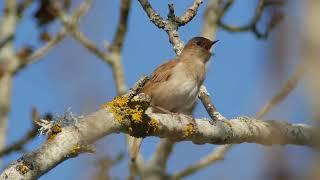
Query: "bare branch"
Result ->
[[171, 145, 232, 179], [256, 62, 308, 119], [138, 0, 166, 28], [13, 29, 67, 74], [0, 127, 37, 157], [0, 0, 18, 162], [110, 0, 131, 52], [172, 0, 203, 26], [148, 139, 175, 170], [217, 0, 284, 39], [71, 29, 112, 64], [0, 34, 14, 51], [138, 0, 204, 55], [200, 0, 221, 39]]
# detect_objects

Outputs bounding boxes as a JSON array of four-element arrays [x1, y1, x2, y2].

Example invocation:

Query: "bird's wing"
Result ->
[[141, 59, 177, 93], [149, 59, 177, 83]]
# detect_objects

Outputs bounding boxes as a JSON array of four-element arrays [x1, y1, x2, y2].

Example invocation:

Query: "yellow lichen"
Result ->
[[101, 96, 145, 124], [147, 118, 159, 133], [47, 124, 62, 141], [130, 105, 144, 123], [17, 164, 29, 174], [69, 144, 95, 157], [183, 123, 196, 137], [70, 144, 81, 156], [224, 120, 233, 129]]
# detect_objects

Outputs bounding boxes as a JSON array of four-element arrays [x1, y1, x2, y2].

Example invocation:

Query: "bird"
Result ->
[[130, 36, 218, 162]]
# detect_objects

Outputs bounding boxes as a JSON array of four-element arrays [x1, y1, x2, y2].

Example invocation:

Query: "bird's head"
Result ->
[[180, 37, 218, 63]]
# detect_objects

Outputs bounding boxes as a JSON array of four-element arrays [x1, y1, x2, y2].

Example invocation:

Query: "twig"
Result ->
[[148, 139, 175, 170], [0, 34, 14, 51], [0, 127, 38, 157], [198, 85, 225, 122], [171, 145, 232, 179], [256, 62, 308, 119], [13, 29, 67, 74], [138, 0, 203, 55], [109, 0, 131, 52], [217, 0, 284, 39]]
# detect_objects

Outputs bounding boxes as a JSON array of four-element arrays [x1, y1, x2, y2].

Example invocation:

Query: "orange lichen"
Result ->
[[17, 164, 29, 174], [47, 124, 62, 141], [183, 123, 196, 137]]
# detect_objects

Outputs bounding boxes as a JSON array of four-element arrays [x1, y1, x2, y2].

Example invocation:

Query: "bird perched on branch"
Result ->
[[131, 36, 218, 162]]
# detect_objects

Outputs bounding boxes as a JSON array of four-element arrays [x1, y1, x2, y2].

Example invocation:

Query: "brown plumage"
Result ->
[[140, 36, 217, 114], [130, 37, 218, 164]]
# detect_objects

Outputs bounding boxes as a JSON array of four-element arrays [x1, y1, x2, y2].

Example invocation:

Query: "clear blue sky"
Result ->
[[0, 0, 312, 179]]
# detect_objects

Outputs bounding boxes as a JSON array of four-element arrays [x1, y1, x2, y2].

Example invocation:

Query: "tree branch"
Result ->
[[12, 29, 67, 74], [217, 0, 284, 39], [0, 104, 315, 179], [0, 127, 38, 157], [138, 0, 203, 55], [256, 61, 308, 119], [0, 0, 18, 163], [171, 145, 232, 179]]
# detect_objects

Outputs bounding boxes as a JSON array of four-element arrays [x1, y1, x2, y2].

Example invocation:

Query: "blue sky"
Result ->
[[0, 0, 312, 179]]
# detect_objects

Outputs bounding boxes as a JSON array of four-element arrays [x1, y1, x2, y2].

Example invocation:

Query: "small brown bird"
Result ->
[[131, 37, 218, 161]]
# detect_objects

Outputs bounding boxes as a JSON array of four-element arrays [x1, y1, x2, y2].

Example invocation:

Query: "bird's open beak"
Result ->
[[205, 40, 219, 50], [212, 40, 219, 45]]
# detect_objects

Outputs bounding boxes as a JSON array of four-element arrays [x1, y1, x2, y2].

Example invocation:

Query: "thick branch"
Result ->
[[0, 106, 315, 179]]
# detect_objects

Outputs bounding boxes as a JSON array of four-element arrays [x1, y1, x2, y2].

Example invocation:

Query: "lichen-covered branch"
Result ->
[[0, 101, 315, 179], [198, 85, 225, 121]]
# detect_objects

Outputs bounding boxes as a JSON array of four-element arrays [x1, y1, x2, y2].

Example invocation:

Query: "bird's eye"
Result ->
[[196, 41, 201, 46]]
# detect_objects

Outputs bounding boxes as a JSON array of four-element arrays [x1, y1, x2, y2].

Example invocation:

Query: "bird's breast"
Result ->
[[150, 63, 201, 114]]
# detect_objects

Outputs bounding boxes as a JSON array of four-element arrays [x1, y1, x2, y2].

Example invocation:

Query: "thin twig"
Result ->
[[256, 62, 308, 119], [217, 0, 284, 39], [171, 145, 232, 179], [13, 29, 67, 74], [0, 127, 38, 157]]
